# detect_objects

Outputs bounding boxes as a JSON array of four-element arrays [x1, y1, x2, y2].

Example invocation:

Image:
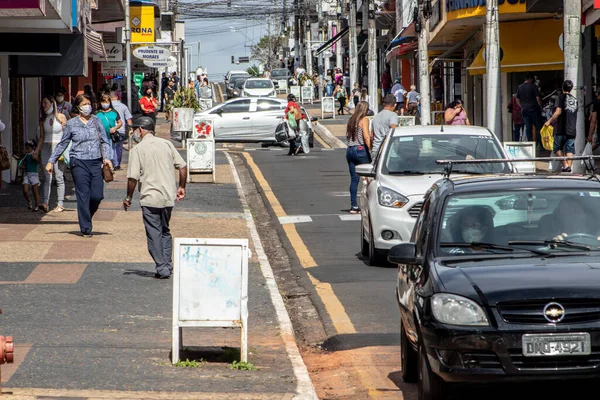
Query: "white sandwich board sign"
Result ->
[[172, 238, 249, 364]]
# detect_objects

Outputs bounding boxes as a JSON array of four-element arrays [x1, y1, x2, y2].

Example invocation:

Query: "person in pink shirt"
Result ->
[[508, 94, 525, 141], [444, 100, 470, 125]]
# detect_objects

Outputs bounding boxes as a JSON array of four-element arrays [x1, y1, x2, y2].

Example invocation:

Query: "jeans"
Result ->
[[513, 123, 524, 142], [142, 206, 173, 277], [113, 134, 125, 167], [70, 158, 104, 233], [326, 84, 334, 97], [522, 109, 543, 145], [41, 142, 66, 207], [347, 145, 370, 209]]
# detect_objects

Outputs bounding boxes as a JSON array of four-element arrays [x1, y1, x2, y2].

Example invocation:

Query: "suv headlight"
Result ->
[[431, 294, 489, 326], [377, 186, 409, 208]]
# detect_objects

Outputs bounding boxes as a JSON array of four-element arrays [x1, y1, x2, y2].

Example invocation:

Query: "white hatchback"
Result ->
[[356, 125, 511, 266], [242, 78, 276, 97]]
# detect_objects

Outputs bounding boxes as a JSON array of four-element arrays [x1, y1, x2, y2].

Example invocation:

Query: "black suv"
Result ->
[[394, 172, 600, 399]]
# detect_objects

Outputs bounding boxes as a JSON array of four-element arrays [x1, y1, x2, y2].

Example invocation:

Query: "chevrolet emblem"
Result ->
[[543, 302, 565, 323]]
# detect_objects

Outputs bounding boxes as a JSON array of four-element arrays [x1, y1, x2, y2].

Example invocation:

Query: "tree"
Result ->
[[247, 65, 261, 77], [250, 35, 284, 70]]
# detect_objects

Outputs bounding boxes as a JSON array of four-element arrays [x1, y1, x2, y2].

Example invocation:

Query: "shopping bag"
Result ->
[[275, 120, 289, 143], [58, 141, 72, 167], [540, 125, 554, 151]]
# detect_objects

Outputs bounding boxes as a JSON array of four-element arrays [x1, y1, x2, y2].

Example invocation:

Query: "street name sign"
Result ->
[[133, 45, 171, 61]]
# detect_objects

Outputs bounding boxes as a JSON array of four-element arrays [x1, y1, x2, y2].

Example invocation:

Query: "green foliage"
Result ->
[[251, 35, 285, 69], [247, 65, 261, 77], [230, 361, 257, 371], [167, 87, 201, 113], [174, 358, 205, 368]]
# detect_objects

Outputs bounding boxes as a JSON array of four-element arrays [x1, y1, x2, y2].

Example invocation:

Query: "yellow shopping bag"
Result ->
[[540, 125, 554, 151]]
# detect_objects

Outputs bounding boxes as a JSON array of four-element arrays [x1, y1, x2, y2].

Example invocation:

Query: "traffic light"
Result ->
[[231, 55, 235, 64]]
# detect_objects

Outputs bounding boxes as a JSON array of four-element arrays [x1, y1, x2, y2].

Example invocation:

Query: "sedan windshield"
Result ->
[[382, 134, 508, 175], [271, 69, 288, 77], [437, 190, 600, 257], [245, 80, 274, 89]]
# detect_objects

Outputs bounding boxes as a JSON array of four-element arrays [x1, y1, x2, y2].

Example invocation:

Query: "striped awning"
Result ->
[[86, 27, 107, 59]]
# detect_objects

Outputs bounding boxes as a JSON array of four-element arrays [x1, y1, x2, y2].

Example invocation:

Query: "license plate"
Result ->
[[522, 333, 591, 357]]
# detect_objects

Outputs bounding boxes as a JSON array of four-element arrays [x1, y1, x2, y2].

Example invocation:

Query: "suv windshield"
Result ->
[[382, 134, 508, 175], [271, 69, 288, 77], [437, 190, 600, 256], [245, 80, 274, 89]]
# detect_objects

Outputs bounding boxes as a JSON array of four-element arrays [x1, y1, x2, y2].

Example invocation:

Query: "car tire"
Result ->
[[400, 319, 418, 383], [361, 223, 369, 257], [418, 344, 447, 400], [368, 220, 383, 267]]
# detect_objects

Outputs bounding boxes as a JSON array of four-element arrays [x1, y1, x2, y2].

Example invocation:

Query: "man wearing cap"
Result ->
[[123, 117, 188, 279]]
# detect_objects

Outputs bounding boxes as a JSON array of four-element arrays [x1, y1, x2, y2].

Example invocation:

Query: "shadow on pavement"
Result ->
[[172, 346, 241, 364], [321, 332, 399, 351]]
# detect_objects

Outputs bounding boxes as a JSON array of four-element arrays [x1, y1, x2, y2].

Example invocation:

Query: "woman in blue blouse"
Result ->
[[95, 93, 122, 164], [45, 94, 113, 237]]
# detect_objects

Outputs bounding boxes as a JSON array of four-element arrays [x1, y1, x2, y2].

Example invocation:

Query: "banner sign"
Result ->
[[133, 45, 171, 61], [101, 61, 127, 76], [130, 5, 155, 43], [93, 43, 123, 62], [0, 0, 43, 8]]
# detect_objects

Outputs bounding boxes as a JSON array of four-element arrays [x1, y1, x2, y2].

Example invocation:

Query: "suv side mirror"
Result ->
[[388, 243, 421, 265], [356, 163, 376, 178]]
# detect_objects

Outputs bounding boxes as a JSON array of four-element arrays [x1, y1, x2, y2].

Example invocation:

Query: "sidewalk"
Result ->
[[0, 115, 314, 399], [302, 99, 349, 147]]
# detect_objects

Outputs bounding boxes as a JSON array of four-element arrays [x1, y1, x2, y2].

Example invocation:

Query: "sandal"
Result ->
[[53, 205, 65, 213], [38, 204, 49, 213], [349, 208, 361, 214]]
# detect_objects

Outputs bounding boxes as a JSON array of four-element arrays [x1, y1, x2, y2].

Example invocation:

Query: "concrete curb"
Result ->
[[313, 122, 346, 149]]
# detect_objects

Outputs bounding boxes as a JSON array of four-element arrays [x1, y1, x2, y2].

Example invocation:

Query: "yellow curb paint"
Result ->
[[239, 151, 393, 397], [314, 131, 331, 149]]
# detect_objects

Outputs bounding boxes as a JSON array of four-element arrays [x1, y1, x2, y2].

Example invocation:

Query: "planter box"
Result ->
[[172, 108, 194, 132]]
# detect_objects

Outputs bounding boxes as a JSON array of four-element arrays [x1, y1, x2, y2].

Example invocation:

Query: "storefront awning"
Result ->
[[316, 27, 349, 55], [386, 23, 416, 51], [86, 27, 107, 59], [467, 19, 563, 76], [386, 41, 417, 62]]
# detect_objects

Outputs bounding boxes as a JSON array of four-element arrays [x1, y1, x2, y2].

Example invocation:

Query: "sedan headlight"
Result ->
[[431, 294, 489, 326], [377, 186, 409, 208]]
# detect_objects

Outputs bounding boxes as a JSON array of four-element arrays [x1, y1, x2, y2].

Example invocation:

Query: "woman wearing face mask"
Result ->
[[45, 94, 113, 237], [450, 206, 494, 244], [95, 93, 122, 165], [55, 88, 72, 120], [139, 88, 158, 121], [38, 95, 68, 213]]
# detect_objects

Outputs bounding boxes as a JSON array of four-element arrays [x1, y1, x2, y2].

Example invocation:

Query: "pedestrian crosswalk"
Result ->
[[278, 213, 361, 225]]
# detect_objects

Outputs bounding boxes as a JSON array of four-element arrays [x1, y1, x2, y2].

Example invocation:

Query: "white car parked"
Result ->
[[356, 125, 511, 266], [242, 78, 276, 97]]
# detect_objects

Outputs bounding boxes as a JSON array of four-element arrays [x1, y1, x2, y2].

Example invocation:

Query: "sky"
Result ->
[[181, 18, 268, 82]]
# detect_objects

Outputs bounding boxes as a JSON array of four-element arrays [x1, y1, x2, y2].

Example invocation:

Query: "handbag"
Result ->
[[275, 120, 290, 143], [93, 118, 114, 183], [99, 112, 121, 142], [0, 146, 10, 171]]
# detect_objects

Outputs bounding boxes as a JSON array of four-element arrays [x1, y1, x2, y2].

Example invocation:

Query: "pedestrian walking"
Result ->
[[38, 95, 68, 213], [516, 72, 544, 148], [55, 87, 73, 120], [123, 117, 187, 279], [139, 87, 158, 121], [444, 100, 470, 125], [371, 94, 399, 159], [110, 91, 133, 171], [346, 101, 372, 214], [46, 94, 113, 237], [19, 139, 41, 211], [545, 80, 577, 172], [96, 93, 123, 164]]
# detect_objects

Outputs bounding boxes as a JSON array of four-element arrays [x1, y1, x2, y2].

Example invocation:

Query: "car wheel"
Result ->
[[418, 344, 447, 400], [368, 220, 383, 266], [400, 319, 418, 383], [361, 222, 369, 257]]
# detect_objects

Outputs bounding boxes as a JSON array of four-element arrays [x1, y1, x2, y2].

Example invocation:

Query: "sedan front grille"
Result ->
[[509, 348, 600, 370], [497, 299, 600, 324], [408, 202, 423, 218]]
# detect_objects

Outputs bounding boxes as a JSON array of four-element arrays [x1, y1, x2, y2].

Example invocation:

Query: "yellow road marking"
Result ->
[[240, 151, 395, 397], [314, 131, 331, 149]]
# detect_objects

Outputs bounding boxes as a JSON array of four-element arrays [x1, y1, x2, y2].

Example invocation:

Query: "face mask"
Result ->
[[101, 103, 110, 110], [79, 105, 92, 116], [56, 96, 64, 103], [45, 106, 54, 115], [462, 227, 484, 243], [146, 92, 152, 97], [132, 130, 142, 143]]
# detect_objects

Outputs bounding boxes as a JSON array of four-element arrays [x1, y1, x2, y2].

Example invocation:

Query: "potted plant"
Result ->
[[168, 87, 201, 133]]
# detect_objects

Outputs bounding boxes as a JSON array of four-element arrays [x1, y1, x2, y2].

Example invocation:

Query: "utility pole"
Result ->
[[416, 0, 431, 125], [324, 22, 331, 72], [125, 0, 133, 149], [306, 21, 312, 73], [564, 0, 584, 172], [367, 0, 378, 112], [294, 0, 300, 67], [485, 0, 501, 137], [349, 0, 358, 91], [197, 41, 201, 70]]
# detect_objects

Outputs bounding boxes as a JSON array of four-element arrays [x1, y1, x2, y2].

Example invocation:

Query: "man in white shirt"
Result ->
[[391, 78, 407, 116], [110, 91, 133, 171]]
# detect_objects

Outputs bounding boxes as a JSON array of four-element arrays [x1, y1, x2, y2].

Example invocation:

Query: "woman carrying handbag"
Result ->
[[46, 94, 113, 238], [95, 93, 123, 165]]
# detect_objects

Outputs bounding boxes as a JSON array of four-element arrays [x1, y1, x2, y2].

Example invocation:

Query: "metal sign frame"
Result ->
[[300, 86, 314, 105], [321, 96, 336, 119], [172, 238, 249, 364], [187, 136, 216, 183]]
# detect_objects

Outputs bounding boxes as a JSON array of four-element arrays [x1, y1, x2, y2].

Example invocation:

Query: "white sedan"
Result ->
[[356, 125, 511, 266], [242, 78, 276, 97]]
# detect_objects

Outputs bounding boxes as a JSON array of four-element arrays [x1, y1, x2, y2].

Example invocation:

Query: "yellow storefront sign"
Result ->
[[447, 0, 527, 21], [130, 5, 155, 43]]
